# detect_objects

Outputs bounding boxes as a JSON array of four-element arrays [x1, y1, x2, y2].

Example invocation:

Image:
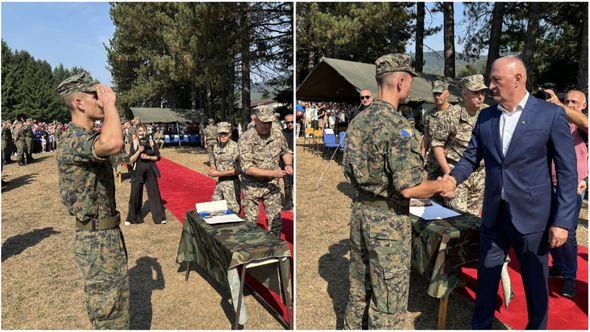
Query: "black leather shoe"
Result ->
[[549, 266, 563, 278], [561, 278, 576, 298]]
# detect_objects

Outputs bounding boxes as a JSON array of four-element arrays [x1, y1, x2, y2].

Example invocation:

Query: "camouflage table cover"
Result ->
[[411, 213, 481, 298], [176, 210, 292, 323]]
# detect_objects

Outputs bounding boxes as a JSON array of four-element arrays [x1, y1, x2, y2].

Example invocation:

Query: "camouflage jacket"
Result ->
[[238, 127, 291, 185], [204, 125, 217, 142], [343, 99, 425, 202], [57, 123, 117, 223], [431, 104, 488, 166], [12, 123, 24, 141], [55, 125, 63, 139], [1, 127, 13, 147], [209, 140, 240, 172], [22, 123, 34, 138]]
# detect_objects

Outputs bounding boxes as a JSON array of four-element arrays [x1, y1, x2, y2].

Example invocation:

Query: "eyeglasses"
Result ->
[[360, 96, 371, 100], [285, 121, 294, 124]]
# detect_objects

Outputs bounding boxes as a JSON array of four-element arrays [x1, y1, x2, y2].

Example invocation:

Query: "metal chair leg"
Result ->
[[233, 265, 247, 330], [278, 259, 292, 330]]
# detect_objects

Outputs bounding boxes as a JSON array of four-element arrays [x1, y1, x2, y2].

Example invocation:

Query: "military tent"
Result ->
[[296, 57, 462, 104], [130, 107, 206, 124]]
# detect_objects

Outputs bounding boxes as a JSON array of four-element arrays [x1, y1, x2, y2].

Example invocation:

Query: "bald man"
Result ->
[[544, 88, 588, 297], [444, 55, 577, 329]]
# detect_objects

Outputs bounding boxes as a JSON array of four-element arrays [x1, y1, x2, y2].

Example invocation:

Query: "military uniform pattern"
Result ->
[[431, 105, 487, 215], [423, 104, 460, 180], [57, 123, 129, 329], [342, 99, 425, 329], [209, 140, 241, 213], [23, 122, 34, 161], [204, 125, 218, 153], [238, 126, 291, 235], [13, 123, 26, 164], [72, 228, 129, 329], [2, 125, 13, 164]]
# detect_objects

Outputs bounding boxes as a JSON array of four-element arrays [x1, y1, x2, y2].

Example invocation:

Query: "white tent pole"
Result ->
[[176, 122, 181, 147]]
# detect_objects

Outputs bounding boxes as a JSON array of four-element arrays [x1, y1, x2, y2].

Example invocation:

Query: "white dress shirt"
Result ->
[[498, 91, 529, 199]]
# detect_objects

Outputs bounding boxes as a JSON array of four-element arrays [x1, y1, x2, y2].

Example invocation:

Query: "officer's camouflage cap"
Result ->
[[459, 74, 488, 91], [432, 79, 449, 93], [57, 72, 100, 96], [217, 122, 232, 134], [255, 106, 275, 122], [375, 53, 418, 77]]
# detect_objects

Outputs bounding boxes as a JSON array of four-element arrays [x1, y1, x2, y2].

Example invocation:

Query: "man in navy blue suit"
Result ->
[[444, 55, 578, 329]]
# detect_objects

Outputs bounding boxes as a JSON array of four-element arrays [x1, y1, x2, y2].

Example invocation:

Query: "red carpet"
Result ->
[[157, 157, 293, 325], [459, 246, 588, 329]]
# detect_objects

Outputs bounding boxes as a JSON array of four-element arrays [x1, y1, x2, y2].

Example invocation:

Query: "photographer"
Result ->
[[125, 125, 167, 225]]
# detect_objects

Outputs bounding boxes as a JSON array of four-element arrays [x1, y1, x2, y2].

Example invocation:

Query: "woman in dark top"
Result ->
[[125, 125, 167, 225]]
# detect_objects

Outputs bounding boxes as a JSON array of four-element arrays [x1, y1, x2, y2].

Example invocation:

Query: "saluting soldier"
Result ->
[[56, 72, 129, 329]]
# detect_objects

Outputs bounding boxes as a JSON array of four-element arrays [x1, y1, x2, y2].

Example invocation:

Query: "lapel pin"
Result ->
[[521, 120, 526, 124]]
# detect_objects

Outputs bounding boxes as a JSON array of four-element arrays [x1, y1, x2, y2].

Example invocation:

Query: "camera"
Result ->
[[533, 83, 556, 100], [139, 136, 155, 156]]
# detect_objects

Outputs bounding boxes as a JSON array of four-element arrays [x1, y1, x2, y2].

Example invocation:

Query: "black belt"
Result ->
[[76, 212, 121, 231], [356, 191, 409, 215], [218, 175, 239, 182]]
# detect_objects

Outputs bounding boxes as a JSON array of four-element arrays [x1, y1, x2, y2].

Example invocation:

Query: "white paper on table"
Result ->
[[203, 214, 244, 224], [196, 200, 228, 213], [409, 199, 461, 220]]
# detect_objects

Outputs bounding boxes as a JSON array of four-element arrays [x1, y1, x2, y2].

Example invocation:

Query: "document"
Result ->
[[409, 199, 461, 220], [196, 200, 244, 224]]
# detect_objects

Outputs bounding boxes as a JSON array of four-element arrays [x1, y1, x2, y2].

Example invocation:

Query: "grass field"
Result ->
[[1, 146, 283, 329], [295, 137, 588, 329]]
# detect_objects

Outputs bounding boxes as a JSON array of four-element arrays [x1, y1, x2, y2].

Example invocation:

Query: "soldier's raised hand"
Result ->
[[96, 84, 117, 109]]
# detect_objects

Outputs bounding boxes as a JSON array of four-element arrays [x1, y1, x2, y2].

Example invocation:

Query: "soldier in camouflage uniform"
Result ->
[[431, 74, 489, 215], [203, 118, 218, 154], [238, 106, 293, 236], [422, 80, 461, 180], [208, 122, 241, 213], [54, 122, 63, 149], [342, 54, 454, 329], [56, 73, 129, 329], [13, 121, 26, 165], [23, 119, 35, 163], [2, 121, 14, 165]]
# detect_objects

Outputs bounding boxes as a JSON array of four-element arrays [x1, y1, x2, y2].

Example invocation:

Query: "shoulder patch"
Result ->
[[400, 128, 415, 137]]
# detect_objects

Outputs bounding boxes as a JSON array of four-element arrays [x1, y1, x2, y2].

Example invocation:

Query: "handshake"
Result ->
[[436, 174, 457, 198]]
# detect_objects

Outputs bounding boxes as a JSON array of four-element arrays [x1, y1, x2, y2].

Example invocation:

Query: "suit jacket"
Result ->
[[450, 95, 577, 234]]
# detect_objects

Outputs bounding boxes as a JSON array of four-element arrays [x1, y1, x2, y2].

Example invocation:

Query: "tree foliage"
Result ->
[[1, 40, 86, 122], [106, 2, 292, 124], [460, 2, 588, 90], [296, 2, 414, 84]]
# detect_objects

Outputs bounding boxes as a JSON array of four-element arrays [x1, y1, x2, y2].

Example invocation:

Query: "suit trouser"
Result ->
[[549, 193, 583, 279], [126, 169, 166, 224], [472, 201, 549, 329]]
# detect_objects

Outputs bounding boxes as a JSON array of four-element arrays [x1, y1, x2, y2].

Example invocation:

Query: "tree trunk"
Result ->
[[485, 2, 505, 79], [240, 2, 251, 126], [443, 2, 455, 78], [522, 2, 541, 90], [577, 7, 588, 90], [415, 2, 425, 72]]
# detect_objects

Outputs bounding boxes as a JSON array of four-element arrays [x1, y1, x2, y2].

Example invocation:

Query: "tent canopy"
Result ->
[[130, 107, 205, 124], [296, 57, 462, 104]]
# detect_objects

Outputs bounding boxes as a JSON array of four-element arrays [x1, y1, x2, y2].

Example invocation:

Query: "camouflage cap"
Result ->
[[459, 74, 488, 91], [217, 122, 232, 134], [255, 106, 275, 122], [56, 72, 99, 96], [375, 53, 418, 77], [432, 79, 449, 93]]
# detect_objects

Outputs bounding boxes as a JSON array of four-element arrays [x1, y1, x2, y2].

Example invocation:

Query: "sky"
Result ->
[[405, 2, 467, 55], [1, 2, 115, 84], [1, 1, 467, 87]]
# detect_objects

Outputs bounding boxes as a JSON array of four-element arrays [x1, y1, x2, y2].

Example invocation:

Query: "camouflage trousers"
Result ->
[[444, 166, 485, 216], [242, 181, 282, 236], [24, 137, 33, 160], [212, 179, 241, 213], [344, 202, 412, 329], [206, 141, 216, 155], [15, 140, 25, 163], [71, 227, 130, 329]]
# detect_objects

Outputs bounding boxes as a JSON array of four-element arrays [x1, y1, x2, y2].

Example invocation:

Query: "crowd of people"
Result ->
[[1, 118, 67, 166]]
